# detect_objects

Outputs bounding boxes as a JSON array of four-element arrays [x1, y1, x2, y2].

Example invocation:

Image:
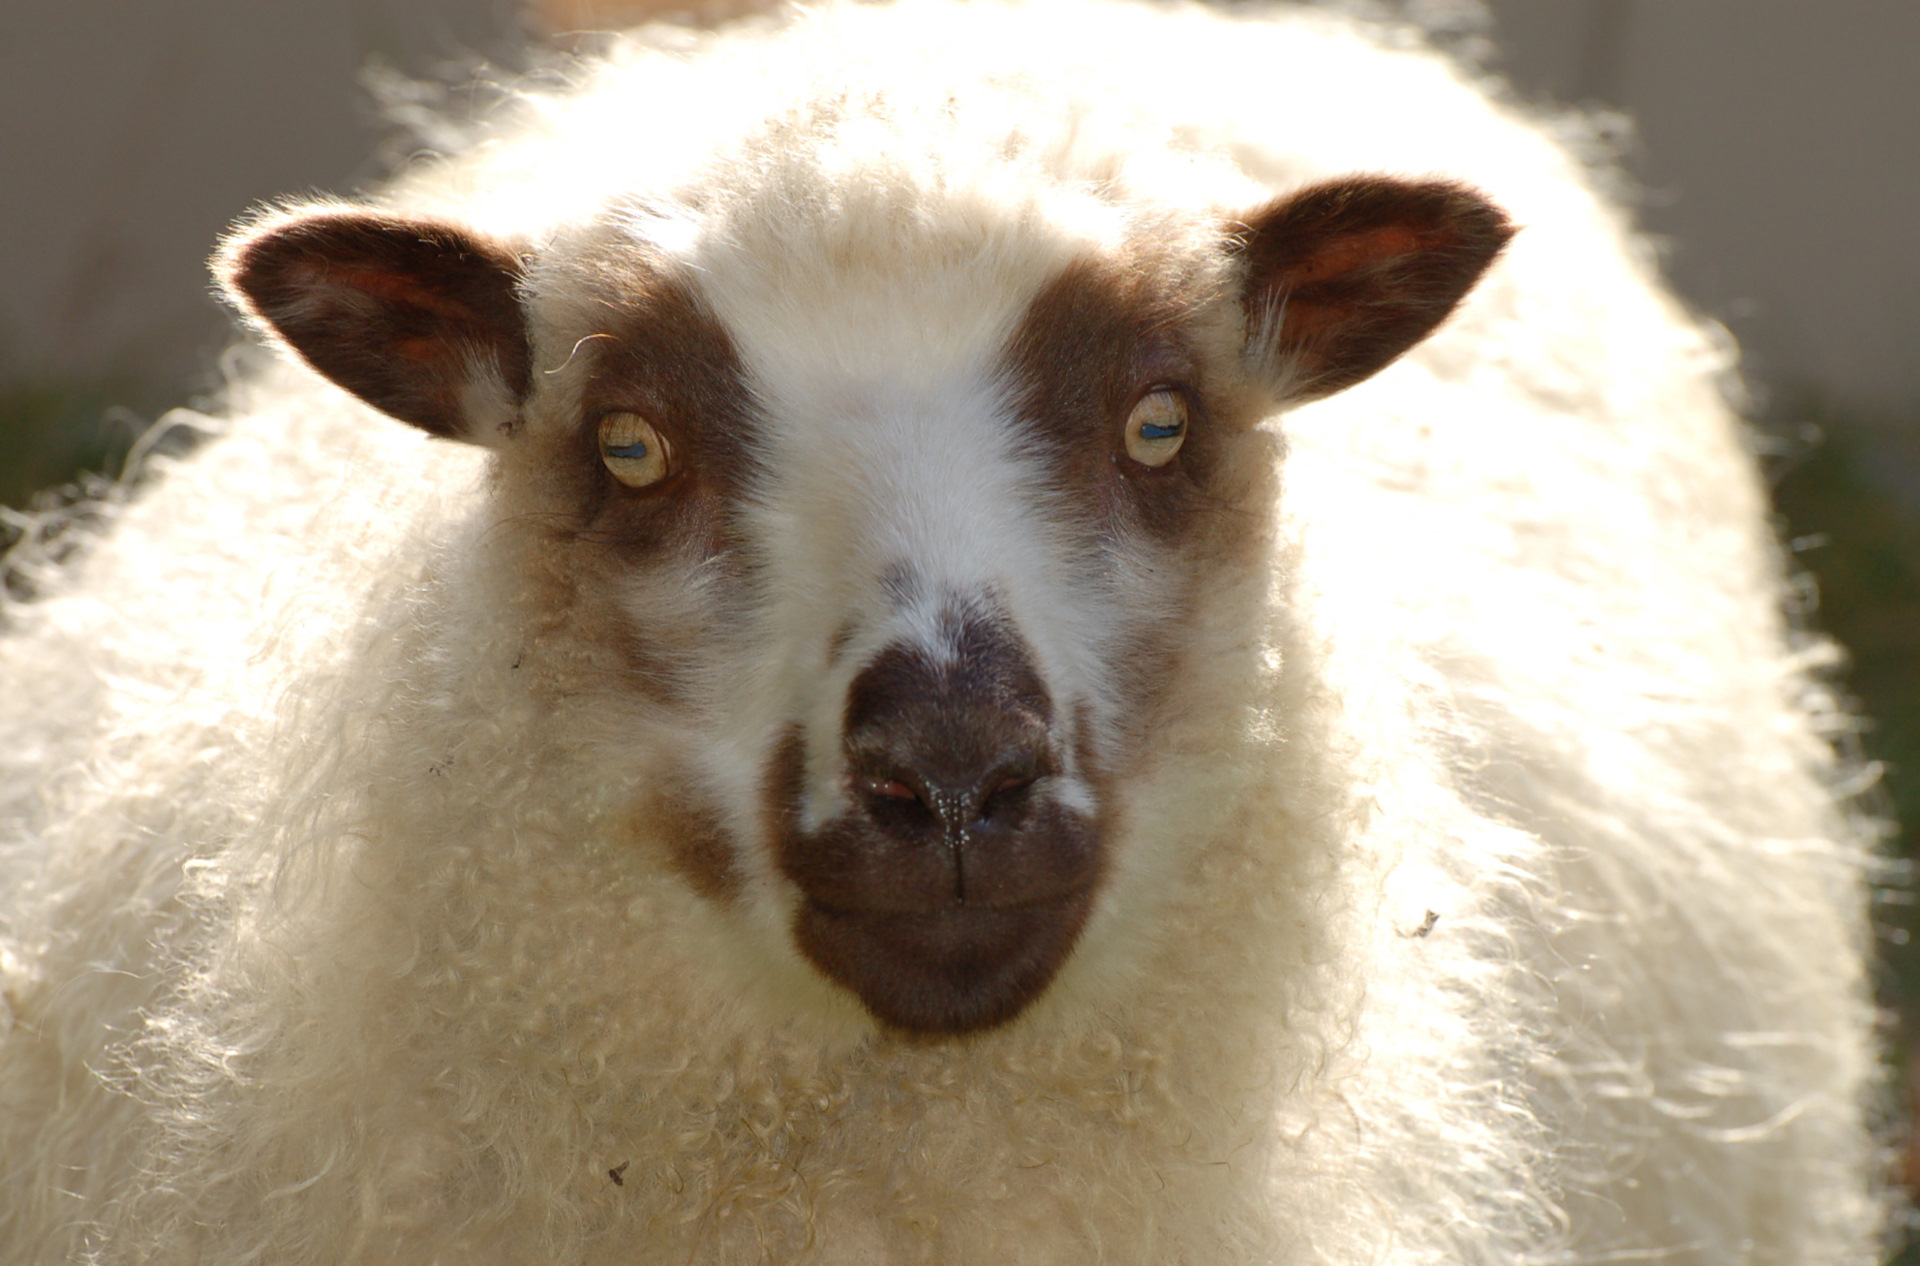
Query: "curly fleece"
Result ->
[[0, 1, 1889, 1262]]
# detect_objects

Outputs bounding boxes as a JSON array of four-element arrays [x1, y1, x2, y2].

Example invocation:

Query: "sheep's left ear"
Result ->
[[218, 209, 530, 444], [1235, 177, 1514, 404]]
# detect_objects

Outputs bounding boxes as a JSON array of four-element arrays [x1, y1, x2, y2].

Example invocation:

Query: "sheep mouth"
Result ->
[[793, 888, 1098, 1034], [779, 802, 1106, 1033], [767, 728, 1107, 1034]]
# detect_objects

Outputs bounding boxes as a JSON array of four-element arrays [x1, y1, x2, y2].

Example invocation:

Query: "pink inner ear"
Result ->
[[1236, 177, 1514, 403], [394, 335, 459, 369], [315, 263, 493, 327], [1262, 226, 1444, 351], [1284, 226, 1429, 286]]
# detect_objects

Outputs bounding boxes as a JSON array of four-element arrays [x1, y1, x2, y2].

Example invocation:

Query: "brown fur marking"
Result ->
[[560, 265, 763, 566], [633, 781, 743, 903], [997, 254, 1228, 543], [504, 258, 764, 708]]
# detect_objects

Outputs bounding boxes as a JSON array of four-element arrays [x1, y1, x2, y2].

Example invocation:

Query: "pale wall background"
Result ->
[[1484, 0, 1920, 411], [0, 0, 518, 424]]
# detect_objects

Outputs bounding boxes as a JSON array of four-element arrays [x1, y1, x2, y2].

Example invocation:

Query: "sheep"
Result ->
[[0, 0, 1891, 1261]]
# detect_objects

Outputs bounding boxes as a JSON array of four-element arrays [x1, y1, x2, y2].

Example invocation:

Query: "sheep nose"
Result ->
[[841, 638, 1056, 903], [834, 613, 1066, 907]]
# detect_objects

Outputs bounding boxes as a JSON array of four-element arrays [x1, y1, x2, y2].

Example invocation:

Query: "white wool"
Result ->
[[0, 2, 1889, 1263]]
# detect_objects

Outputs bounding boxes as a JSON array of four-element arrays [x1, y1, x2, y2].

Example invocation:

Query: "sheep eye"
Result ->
[[598, 412, 671, 487], [1123, 390, 1188, 467]]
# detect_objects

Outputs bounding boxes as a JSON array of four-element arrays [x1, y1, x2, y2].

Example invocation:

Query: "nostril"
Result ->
[[978, 767, 1037, 824], [858, 774, 920, 802], [855, 773, 940, 832], [851, 760, 1043, 834], [992, 771, 1033, 796]]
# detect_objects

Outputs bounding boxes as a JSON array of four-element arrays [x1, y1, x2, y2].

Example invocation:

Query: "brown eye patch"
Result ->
[[996, 256, 1223, 540], [501, 259, 765, 706], [554, 264, 763, 560]]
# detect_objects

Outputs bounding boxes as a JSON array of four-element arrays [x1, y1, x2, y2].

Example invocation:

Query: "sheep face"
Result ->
[[222, 175, 1509, 1035]]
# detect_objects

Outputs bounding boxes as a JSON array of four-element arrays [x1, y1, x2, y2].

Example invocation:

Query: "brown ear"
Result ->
[[219, 209, 530, 442], [1236, 177, 1513, 403]]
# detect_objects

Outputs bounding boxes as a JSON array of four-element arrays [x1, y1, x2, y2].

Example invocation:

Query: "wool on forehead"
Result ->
[[400, 0, 1279, 241], [655, 74, 1244, 392]]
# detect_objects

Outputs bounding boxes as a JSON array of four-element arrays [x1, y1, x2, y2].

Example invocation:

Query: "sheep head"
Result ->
[[219, 174, 1510, 1035]]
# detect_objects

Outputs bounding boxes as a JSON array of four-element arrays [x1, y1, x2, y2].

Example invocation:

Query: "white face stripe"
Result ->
[[731, 346, 1106, 823], [674, 190, 1128, 748]]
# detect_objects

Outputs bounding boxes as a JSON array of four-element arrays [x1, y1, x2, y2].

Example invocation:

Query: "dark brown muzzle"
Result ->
[[774, 611, 1103, 1033]]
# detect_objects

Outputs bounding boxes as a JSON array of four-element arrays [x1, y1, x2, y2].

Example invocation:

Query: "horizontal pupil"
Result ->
[[1138, 422, 1183, 440], [606, 441, 650, 459]]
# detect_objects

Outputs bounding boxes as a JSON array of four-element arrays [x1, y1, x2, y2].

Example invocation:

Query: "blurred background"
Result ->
[[4, 0, 1917, 1244]]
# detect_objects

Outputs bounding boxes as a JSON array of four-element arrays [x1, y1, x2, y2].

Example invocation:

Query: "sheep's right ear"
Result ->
[[1234, 177, 1514, 404], [218, 209, 530, 443]]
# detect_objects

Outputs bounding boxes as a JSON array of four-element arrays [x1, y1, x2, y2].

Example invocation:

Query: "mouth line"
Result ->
[[800, 886, 1096, 917]]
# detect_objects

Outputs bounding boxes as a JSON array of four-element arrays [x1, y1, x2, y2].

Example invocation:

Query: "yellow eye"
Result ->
[[598, 412, 671, 488], [1123, 391, 1188, 467]]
